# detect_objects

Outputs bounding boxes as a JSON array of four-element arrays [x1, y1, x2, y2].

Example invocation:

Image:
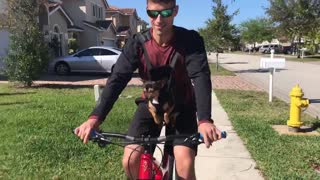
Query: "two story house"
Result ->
[[106, 6, 148, 48], [62, 0, 117, 49]]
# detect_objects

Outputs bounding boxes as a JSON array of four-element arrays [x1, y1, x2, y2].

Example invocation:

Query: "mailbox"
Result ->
[[260, 58, 286, 69]]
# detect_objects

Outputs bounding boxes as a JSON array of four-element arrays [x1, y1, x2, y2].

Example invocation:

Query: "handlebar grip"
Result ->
[[73, 129, 98, 139], [90, 130, 97, 138], [221, 131, 227, 138], [199, 131, 227, 140]]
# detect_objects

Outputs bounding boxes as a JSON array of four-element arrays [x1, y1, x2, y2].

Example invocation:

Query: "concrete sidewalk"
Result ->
[[194, 91, 264, 180], [153, 91, 264, 180]]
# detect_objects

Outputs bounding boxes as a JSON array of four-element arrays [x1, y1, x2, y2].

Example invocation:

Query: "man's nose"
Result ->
[[154, 14, 163, 22]]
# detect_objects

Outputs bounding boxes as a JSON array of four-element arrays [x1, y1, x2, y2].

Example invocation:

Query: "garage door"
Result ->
[[0, 30, 9, 57], [103, 39, 115, 47]]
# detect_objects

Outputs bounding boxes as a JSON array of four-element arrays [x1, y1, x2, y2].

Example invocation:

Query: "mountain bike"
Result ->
[[76, 129, 226, 180]]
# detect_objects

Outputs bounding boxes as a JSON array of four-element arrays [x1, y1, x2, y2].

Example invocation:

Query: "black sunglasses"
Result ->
[[147, 7, 175, 18]]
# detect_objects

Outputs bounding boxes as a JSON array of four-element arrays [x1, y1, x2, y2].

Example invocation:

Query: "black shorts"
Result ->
[[127, 101, 198, 154]]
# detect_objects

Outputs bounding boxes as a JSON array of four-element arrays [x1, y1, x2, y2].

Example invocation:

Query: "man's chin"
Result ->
[[154, 29, 164, 36]]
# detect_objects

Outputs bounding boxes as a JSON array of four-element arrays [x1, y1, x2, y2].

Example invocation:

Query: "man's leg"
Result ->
[[172, 106, 198, 180], [174, 145, 196, 180], [122, 144, 143, 179]]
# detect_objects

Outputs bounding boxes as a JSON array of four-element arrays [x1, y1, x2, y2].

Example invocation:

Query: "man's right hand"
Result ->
[[74, 118, 100, 144]]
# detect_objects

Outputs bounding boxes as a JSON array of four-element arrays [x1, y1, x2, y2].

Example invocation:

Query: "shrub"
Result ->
[[4, 0, 50, 87]]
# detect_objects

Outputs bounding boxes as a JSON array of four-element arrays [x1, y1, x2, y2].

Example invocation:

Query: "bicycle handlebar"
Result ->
[[85, 130, 227, 147]]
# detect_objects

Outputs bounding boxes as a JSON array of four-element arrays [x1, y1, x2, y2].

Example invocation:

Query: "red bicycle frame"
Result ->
[[139, 149, 173, 180]]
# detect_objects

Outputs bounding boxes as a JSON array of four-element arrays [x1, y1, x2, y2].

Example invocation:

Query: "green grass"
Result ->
[[285, 55, 320, 62], [215, 89, 320, 179], [1, 84, 320, 179], [0, 84, 141, 179], [209, 63, 235, 76], [229, 51, 320, 62]]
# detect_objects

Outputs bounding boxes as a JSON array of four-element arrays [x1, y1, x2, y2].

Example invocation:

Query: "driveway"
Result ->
[[208, 53, 320, 118]]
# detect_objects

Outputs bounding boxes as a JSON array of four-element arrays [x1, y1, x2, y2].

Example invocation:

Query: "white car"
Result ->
[[51, 46, 122, 75]]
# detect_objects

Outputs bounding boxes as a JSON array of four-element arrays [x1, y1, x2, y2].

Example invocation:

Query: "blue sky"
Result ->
[[107, 0, 270, 30]]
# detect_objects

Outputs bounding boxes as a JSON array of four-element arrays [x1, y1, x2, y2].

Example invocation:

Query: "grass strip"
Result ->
[[215, 89, 320, 179]]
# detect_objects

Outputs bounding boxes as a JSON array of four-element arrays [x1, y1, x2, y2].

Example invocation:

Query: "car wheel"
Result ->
[[55, 62, 70, 75]]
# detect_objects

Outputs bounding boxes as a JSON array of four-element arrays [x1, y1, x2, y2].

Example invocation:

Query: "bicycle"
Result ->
[[74, 129, 227, 180]]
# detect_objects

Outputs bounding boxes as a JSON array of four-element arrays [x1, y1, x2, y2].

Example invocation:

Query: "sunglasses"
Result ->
[[147, 7, 175, 18]]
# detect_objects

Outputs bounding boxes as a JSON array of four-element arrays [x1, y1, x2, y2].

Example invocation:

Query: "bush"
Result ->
[[4, 0, 50, 86], [68, 38, 79, 55]]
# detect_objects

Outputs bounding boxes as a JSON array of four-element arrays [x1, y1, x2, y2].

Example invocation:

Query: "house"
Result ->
[[40, 0, 76, 57], [106, 6, 148, 48], [0, 0, 73, 58], [62, 0, 117, 49]]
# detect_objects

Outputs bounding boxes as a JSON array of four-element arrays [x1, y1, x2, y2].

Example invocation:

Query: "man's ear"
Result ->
[[174, 5, 179, 17]]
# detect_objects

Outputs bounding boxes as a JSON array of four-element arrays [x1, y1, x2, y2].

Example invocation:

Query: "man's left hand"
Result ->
[[198, 120, 222, 148]]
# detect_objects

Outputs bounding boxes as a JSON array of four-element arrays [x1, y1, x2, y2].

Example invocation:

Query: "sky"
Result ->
[[107, 0, 270, 30]]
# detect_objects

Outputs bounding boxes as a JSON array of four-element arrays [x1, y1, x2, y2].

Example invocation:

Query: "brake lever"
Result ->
[[90, 130, 113, 148]]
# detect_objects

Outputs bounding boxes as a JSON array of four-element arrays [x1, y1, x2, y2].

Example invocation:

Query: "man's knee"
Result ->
[[174, 146, 196, 179]]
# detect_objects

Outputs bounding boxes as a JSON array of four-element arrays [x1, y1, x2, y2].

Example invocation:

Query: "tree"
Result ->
[[199, 0, 238, 53], [266, 0, 320, 57], [239, 17, 274, 50], [4, 0, 50, 86], [198, 0, 238, 71]]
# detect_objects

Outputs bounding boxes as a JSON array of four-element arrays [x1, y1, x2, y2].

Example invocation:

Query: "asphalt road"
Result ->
[[208, 53, 320, 118]]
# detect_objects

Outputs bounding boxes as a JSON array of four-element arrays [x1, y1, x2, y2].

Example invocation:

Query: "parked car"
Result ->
[[50, 46, 122, 75], [282, 46, 293, 54], [259, 44, 283, 54]]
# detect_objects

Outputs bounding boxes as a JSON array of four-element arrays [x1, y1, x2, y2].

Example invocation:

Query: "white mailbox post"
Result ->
[[260, 55, 285, 102], [94, 85, 101, 103]]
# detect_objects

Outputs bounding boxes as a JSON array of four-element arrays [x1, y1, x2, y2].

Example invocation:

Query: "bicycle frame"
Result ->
[[139, 144, 174, 180]]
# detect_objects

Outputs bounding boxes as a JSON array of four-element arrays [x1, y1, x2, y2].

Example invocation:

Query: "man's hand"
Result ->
[[74, 118, 100, 144], [198, 120, 222, 148]]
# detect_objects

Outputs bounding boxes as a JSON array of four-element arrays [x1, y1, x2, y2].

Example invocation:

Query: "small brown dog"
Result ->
[[142, 66, 177, 126]]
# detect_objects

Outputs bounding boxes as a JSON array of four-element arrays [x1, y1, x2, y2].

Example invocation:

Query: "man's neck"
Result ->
[[152, 28, 175, 47]]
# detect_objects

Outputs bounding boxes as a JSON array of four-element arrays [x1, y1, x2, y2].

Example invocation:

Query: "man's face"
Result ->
[[146, 1, 178, 36]]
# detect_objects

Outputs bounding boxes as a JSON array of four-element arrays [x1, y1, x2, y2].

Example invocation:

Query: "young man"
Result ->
[[75, 0, 222, 179]]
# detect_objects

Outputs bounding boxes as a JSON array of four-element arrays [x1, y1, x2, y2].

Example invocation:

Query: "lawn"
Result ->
[[215, 89, 320, 179], [1, 84, 319, 179], [230, 51, 320, 62], [0, 84, 140, 179], [209, 63, 235, 76], [285, 55, 320, 62]]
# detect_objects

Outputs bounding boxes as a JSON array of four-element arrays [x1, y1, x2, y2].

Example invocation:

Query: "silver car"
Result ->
[[51, 46, 122, 75]]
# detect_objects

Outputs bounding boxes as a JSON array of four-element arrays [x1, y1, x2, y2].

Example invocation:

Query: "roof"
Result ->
[[83, 20, 104, 31], [96, 20, 113, 29], [49, 5, 74, 26], [67, 25, 84, 32], [107, 6, 137, 16], [116, 26, 131, 36]]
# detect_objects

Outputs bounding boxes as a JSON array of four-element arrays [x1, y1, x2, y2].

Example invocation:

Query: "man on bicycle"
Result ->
[[75, 0, 222, 179]]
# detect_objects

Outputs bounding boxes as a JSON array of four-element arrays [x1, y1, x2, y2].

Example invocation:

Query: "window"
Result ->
[[98, 7, 103, 19], [92, 4, 95, 17], [77, 49, 100, 57], [99, 49, 118, 55], [92, 4, 103, 19]]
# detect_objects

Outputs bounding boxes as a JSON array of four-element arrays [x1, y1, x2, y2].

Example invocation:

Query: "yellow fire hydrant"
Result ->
[[287, 85, 309, 130]]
